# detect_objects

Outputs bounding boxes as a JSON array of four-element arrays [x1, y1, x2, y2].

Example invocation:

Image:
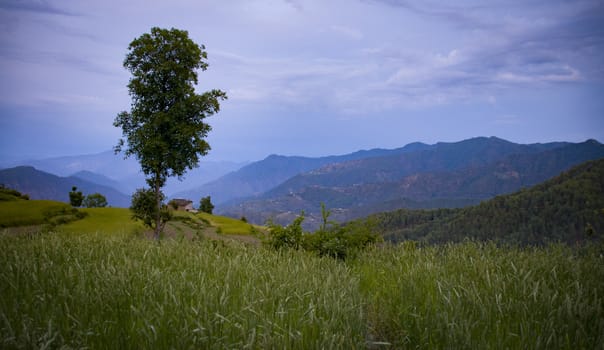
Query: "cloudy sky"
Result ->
[[1, 0, 603, 162]]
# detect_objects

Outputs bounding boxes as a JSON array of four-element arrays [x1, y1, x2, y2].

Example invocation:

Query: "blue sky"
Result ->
[[1, 0, 603, 162]]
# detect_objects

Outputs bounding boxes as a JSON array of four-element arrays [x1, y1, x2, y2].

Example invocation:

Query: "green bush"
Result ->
[[82, 193, 108, 208], [130, 188, 171, 232], [43, 206, 88, 227], [303, 221, 381, 260], [69, 186, 84, 207], [267, 209, 380, 260], [0, 192, 18, 201], [199, 196, 214, 214], [266, 215, 304, 250], [0, 186, 29, 201]]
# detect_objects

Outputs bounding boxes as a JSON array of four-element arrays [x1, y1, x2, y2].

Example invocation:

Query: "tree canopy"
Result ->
[[83, 193, 108, 208], [69, 186, 84, 207], [130, 188, 171, 233], [199, 196, 214, 214], [114, 27, 226, 238]]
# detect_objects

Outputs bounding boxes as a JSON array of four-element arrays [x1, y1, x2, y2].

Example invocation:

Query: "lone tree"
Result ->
[[69, 186, 84, 207], [114, 27, 226, 239], [199, 195, 214, 214]]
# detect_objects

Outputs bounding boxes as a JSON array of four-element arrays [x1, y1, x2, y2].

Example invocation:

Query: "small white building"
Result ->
[[171, 199, 194, 212]]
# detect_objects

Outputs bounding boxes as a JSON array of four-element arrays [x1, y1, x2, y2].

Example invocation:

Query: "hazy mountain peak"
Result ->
[[585, 138, 602, 145], [0, 166, 131, 207]]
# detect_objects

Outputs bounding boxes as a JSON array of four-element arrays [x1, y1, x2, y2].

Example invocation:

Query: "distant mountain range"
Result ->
[[1, 150, 246, 197], [0, 166, 131, 207], [1, 137, 602, 224], [363, 157, 604, 245], [172, 141, 433, 204], [216, 137, 604, 229]]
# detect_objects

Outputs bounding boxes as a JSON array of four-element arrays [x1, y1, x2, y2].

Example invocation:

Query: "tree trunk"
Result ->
[[154, 178, 161, 240]]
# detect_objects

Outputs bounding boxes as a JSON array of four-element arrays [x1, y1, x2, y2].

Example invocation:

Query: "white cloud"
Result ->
[[2, 0, 600, 114], [495, 66, 581, 84], [1, 0, 602, 160]]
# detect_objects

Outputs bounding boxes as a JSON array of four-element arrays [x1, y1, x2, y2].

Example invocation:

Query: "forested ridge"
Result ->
[[220, 138, 604, 229], [365, 158, 604, 245]]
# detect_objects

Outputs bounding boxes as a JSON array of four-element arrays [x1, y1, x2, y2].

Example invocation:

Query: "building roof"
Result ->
[[171, 199, 193, 206]]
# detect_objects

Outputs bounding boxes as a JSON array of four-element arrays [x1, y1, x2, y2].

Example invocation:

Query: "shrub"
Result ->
[[267, 207, 381, 260], [43, 206, 88, 227], [266, 214, 305, 250], [302, 220, 381, 260], [130, 188, 171, 232], [0, 185, 29, 201], [83, 193, 108, 208], [69, 186, 84, 207], [303, 230, 349, 259], [199, 196, 214, 214]]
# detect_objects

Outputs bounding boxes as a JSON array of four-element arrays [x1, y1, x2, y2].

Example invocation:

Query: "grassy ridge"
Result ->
[[198, 212, 261, 235], [1, 231, 602, 349], [58, 208, 259, 238]]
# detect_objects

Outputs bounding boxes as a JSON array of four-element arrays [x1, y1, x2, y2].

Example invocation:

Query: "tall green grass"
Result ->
[[1, 231, 602, 349], [356, 242, 604, 349], [0, 233, 364, 349]]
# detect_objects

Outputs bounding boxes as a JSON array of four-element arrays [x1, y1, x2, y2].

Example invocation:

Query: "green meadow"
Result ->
[[198, 212, 261, 235], [1, 204, 603, 348], [0, 200, 76, 228], [60, 207, 144, 236]]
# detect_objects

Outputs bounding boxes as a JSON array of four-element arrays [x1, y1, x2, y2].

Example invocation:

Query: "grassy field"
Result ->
[[0, 233, 364, 349], [356, 243, 604, 349], [197, 212, 262, 235], [1, 228, 602, 349], [59, 207, 144, 236], [0, 200, 76, 228], [57, 208, 261, 242], [1, 203, 602, 348]]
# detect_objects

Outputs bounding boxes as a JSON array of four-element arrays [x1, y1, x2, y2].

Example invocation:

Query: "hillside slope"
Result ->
[[0, 166, 131, 207], [367, 157, 604, 245], [173, 142, 433, 204]]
